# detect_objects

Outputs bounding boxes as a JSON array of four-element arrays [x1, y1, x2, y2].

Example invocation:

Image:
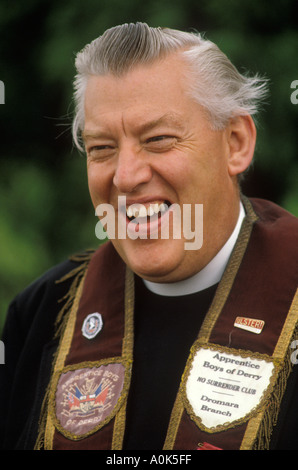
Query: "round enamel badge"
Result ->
[[53, 362, 126, 439], [82, 312, 103, 339]]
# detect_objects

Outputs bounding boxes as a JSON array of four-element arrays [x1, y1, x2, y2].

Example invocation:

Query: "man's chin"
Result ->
[[112, 238, 187, 283]]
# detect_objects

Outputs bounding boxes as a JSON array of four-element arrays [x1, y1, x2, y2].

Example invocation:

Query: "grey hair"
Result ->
[[72, 22, 268, 151]]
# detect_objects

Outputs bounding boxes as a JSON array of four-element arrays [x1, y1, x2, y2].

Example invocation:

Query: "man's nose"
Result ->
[[113, 147, 152, 193]]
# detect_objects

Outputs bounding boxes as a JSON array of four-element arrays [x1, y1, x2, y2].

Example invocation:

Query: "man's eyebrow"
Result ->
[[82, 129, 110, 140], [82, 113, 185, 141], [136, 113, 186, 134]]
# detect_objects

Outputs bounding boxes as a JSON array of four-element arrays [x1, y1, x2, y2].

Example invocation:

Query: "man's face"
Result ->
[[83, 52, 240, 283]]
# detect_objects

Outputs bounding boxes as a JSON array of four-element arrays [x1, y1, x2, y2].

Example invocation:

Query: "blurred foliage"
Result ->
[[0, 0, 297, 332]]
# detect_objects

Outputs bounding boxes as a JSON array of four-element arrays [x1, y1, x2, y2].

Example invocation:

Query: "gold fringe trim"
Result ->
[[54, 250, 95, 338], [111, 267, 135, 450], [34, 380, 51, 450], [241, 289, 298, 450], [163, 393, 184, 450], [34, 252, 92, 450]]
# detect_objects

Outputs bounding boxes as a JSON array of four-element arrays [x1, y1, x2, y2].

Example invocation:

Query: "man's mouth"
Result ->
[[126, 200, 171, 223]]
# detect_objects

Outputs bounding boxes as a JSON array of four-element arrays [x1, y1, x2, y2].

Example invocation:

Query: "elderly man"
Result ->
[[1, 23, 297, 451]]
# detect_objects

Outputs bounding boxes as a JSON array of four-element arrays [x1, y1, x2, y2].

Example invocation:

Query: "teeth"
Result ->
[[147, 206, 155, 217], [153, 203, 159, 214], [127, 206, 133, 218], [138, 205, 147, 218], [126, 201, 169, 219]]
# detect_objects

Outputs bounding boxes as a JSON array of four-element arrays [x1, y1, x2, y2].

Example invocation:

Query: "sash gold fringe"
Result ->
[[53, 250, 94, 338], [112, 268, 135, 450], [241, 289, 298, 449], [251, 307, 298, 449], [34, 251, 93, 450]]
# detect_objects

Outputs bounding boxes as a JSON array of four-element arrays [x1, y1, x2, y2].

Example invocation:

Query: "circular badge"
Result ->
[[82, 312, 103, 339]]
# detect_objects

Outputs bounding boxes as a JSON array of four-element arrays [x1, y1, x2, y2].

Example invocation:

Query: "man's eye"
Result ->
[[146, 135, 176, 151], [89, 145, 111, 151], [148, 135, 172, 142], [87, 145, 114, 159]]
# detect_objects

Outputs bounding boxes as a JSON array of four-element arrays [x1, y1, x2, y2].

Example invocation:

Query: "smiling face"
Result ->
[[83, 52, 253, 283]]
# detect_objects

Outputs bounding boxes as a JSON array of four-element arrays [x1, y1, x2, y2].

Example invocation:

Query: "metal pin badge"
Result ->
[[234, 317, 265, 335], [82, 312, 103, 339]]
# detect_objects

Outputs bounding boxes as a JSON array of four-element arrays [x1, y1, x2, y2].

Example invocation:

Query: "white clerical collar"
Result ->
[[143, 202, 245, 297]]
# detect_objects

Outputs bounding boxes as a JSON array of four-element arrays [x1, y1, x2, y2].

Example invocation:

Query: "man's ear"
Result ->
[[227, 115, 256, 176]]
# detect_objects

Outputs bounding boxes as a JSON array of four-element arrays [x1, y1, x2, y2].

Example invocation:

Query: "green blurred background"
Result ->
[[0, 0, 297, 333]]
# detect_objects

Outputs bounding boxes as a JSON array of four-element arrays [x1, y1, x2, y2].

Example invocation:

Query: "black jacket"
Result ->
[[0, 257, 79, 449]]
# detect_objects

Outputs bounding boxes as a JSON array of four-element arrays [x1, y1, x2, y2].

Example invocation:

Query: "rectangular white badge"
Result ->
[[234, 317, 265, 334]]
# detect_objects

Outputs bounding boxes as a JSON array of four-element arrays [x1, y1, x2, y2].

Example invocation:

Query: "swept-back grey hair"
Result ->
[[72, 22, 268, 151]]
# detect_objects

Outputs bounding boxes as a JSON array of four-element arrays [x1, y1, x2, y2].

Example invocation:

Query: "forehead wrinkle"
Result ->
[[121, 113, 128, 138]]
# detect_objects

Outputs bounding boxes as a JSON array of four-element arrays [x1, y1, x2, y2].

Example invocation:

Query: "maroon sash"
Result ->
[[35, 198, 298, 450]]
